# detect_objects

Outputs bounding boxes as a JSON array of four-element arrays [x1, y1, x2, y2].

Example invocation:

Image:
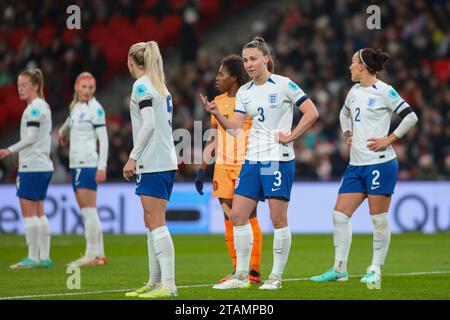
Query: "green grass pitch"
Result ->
[[1, 233, 449, 300]]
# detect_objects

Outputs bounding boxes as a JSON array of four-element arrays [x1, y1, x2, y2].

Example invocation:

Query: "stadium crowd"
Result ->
[[1, 0, 449, 182]]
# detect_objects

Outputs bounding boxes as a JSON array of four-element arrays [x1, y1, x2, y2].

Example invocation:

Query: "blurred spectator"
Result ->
[[1, 0, 449, 182]]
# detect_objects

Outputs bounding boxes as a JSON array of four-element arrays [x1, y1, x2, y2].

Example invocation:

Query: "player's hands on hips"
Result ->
[[123, 158, 137, 181], [276, 132, 292, 144], [200, 94, 218, 115], [0, 149, 12, 160], [367, 137, 389, 151], [195, 168, 205, 195], [96, 169, 107, 183], [58, 135, 68, 146]]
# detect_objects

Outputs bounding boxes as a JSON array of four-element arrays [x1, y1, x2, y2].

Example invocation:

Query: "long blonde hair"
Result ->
[[20, 68, 45, 99], [128, 41, 168, 98], [69, 72, 96, 111]]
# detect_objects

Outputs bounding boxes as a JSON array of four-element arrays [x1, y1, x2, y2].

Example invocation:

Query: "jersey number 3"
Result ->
[[257, 107, 265, 122]]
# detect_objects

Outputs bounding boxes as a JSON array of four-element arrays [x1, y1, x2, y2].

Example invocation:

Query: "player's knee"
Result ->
[[270, 215, 286, 229], [144, 211, 165, 230], [334, 205, 354, 217], [229, 210, 245, 226], [147, 220, 165, 230], [78, 198, 95, 209]]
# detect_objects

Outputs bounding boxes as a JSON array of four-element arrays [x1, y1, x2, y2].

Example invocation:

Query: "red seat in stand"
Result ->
[[161, 14, 182, 42], [36, 25, 55, 48], [9, 27, 31, 50]]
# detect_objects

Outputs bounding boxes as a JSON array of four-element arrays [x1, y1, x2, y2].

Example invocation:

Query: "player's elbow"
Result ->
[[228, 122, 243, 137], [142, 121, 155, 132], [308, 108, 319, 124], [27, 134, 39, 146], [301, 100, 319, 122], [313, 108, 319, 121], [410, 112, 418, 126]]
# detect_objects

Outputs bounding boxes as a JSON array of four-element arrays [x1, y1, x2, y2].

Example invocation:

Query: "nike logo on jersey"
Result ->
[[371, 185, 381, 190], [271, 187, 281, 192]]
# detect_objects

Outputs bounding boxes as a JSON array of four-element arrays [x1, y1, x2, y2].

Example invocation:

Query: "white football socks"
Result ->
[[23, 216, 40, 261], [370, 213, 390, 273], [37, 215, 51, 261], [97, 230, 105, 257], [80, 207, 103, 258], [147, 228, 161, 285], [270, 226, 291, 279], [152, 226, 176, 290], [233, 223, 253, 278], [332, 211, 352, 273]]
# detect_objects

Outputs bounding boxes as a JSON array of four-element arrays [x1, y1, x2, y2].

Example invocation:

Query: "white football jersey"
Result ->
[[17, 98, 54, 172], [234, 74, 308, 162], [65, 97, 107, 169], [129, 75, 178, 174], [344, 80, 409, 165]]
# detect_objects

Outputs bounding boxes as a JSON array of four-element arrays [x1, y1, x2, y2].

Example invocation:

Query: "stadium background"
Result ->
[[0, 0, 448, 235], [0, 0, 449, 302]]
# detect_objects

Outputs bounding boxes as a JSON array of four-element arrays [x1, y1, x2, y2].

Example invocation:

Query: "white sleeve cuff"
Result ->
[[393, 112, 418, 138], [131, 107, 155, 161], [95, 126, 109, 170], [339, 107, 352, 134]]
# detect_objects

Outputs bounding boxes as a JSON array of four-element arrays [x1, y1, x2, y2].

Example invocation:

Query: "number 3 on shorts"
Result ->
[[274, 170, 282, 187]]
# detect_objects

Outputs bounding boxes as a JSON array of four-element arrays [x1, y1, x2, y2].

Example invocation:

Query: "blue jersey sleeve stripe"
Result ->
[[234, 109, 247, 115], [344, 104, 350, 110], [295, 95, 308, 107], [393, 100, 405, 113], [93, 124, 106, 129]]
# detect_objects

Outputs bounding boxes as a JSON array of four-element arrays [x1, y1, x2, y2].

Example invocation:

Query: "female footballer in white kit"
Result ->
[[311, 48, 418, 289], [0, 69, 53, 269], [58, 72, 109, 267], [204, 37, 319, 290], [123, 41, 178, 298]]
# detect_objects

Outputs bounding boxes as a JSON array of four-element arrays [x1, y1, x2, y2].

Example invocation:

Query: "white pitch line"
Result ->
[[1, 270, 449, 300], [284, 270, 450, 282]]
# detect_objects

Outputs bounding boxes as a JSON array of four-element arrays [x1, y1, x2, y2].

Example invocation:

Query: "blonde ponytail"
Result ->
[[68, 91, 78, 111], [129, 41, 168, 98]]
